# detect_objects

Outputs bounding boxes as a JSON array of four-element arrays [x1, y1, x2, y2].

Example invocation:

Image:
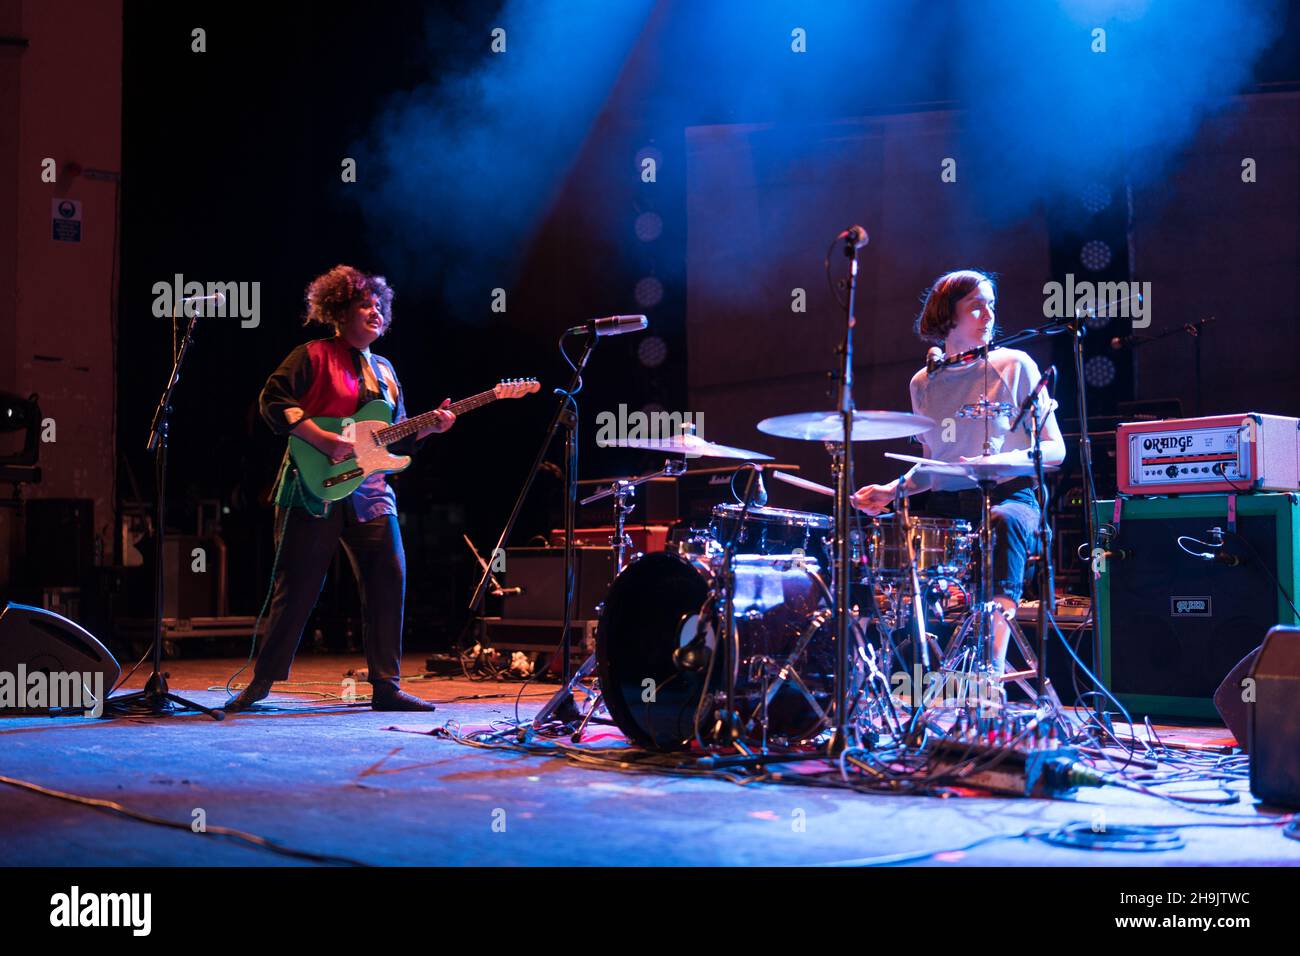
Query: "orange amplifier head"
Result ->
[[1116, 413, 1300, 495]]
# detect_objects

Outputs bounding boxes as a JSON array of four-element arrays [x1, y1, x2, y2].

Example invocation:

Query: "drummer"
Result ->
[[851, 270, 1065, 675]]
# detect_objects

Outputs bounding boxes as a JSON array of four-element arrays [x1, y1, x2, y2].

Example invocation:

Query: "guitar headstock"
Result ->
[[494, 377, 541, 399]]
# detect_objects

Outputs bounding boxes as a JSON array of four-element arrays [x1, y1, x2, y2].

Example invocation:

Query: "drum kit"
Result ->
[[539, 407, 1069, 756]]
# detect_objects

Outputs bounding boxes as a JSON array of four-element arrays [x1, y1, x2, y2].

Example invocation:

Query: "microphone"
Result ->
[[566, 315, 648, 337], [181, 291, 225, 315], [836, 225, 869, 249], [926, 347, 946, 375], [1110, 332, 1153, 350], [1010, 366, 1055, 431], [752, 468, 768, 508]]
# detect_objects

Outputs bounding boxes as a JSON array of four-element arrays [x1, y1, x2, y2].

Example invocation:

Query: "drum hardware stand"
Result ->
[[744, 604, 835, 749], [534, 458, 686, 732], [709, 462, 765, 743], [937, 473, 1069, 725], [854, 635, 904, 740], [106, 300, 224, 720], [894, 481, 943, 745]]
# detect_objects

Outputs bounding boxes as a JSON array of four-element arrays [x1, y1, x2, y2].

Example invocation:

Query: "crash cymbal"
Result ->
[[758, 410, 935, 443], [610, 434, 774, 460], [885, 451, 1058, 481]]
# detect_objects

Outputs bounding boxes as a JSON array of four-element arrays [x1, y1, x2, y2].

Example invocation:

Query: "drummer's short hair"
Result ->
[[914, 270, 996, 344]]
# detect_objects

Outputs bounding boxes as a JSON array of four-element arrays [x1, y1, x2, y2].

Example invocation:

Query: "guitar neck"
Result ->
[[374, 389, 499, 445]]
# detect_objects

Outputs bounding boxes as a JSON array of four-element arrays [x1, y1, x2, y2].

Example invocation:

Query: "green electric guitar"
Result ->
[[288, 378, 540, 501]]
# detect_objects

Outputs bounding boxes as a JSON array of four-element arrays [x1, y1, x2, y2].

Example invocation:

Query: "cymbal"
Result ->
[[610, 434, 774, 460], [885, 451, 1058, 481], [758, 410, 935, 443]]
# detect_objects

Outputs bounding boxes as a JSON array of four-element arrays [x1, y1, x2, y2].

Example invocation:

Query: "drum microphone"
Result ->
[[1010, 366, 1055, 431], [566, 314, 648, 337], [732, 462, 767, 507], [836, 225, 869, 249], [926, 347, 946, 374], [751, 468, 768, 508]]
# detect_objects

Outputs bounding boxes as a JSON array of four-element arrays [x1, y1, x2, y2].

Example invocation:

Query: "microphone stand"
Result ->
[[933, 316, 1073, 371], [829, 234, 861, 755], [1068, 310, 1105, 723], [1025, 378, 1055, 702], [105, 303, 224, 719], [469, 328, 597, 722]]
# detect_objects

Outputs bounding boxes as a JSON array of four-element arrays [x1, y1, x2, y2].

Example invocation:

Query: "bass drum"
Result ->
[[596, 550, 834, 751]]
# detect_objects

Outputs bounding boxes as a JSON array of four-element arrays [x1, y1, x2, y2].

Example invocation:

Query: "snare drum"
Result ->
[[866, 513, 973, 581], [708, 505, 833, 566]]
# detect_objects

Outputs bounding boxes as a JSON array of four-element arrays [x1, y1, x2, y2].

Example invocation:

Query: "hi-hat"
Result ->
[[609, 434, 773, 460], [758, 410, 935, 443]]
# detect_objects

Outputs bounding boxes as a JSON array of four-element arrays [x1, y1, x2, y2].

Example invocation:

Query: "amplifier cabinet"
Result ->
[[500, 547, 616, 622], [1094, 494, 1300, 719]]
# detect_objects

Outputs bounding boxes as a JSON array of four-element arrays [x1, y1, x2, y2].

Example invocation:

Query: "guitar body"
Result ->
[[284, 379, 538, 503], [288, 400, 412, 502]]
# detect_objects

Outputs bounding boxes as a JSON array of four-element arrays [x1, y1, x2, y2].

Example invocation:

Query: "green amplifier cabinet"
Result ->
[[1094, 493, 1300, 719]]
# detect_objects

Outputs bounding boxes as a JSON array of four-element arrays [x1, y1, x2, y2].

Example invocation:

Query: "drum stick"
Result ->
[[772, 470, 834, 497]]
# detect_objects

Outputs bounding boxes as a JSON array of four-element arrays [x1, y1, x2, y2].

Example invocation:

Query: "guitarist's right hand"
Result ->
[[316, 432, 355, 465], [291, 419, 356, 464]]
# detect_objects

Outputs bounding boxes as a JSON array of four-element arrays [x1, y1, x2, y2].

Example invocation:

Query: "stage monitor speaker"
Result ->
[[1095, 493, 1300, 719], [1249, 625, 1300, 808], [0, 602, 121, 714], [1213, 645, 1258, 748]]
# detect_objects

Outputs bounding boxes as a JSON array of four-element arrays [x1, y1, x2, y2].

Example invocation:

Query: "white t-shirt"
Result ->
[[908, 348, 1051, 491]]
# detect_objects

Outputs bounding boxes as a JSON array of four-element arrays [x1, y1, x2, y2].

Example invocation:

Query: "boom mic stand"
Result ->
[[105, 302, 224, 719], [829, 228, 864, 755], [468, 324, 600, 720], [1068, 308, 1106, 722]]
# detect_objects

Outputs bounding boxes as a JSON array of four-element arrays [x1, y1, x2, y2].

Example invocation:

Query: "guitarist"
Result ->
[[225, 265, 454, 712]]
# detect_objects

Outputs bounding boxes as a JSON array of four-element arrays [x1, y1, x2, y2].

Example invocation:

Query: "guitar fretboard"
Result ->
[[374, 389, 499, 445]]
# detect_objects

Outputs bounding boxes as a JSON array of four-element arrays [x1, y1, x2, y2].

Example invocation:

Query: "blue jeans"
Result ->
[[923, 481, 1042, 604]]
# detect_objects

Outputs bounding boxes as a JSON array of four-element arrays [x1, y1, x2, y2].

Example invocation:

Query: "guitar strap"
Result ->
[[359, 352, 400, 412], [375, 361, 400, 410]]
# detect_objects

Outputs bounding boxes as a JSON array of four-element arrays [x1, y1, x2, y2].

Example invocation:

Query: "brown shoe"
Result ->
[[224, 678, 273, 712], [371, 687, 437, 712]]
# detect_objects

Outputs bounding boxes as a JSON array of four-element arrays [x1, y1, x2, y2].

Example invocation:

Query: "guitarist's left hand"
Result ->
[[418, 398, 457, 438]]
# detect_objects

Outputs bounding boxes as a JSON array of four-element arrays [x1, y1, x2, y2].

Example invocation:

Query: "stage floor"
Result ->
[[2, 656, 1296, 867]]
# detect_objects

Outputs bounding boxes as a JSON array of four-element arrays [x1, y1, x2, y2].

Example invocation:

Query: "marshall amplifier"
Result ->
[[677, 463, 802, 528], [1094, 494, 1300, 719]]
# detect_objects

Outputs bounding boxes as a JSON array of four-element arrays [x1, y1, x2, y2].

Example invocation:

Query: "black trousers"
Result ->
[[923, 479, 1042, 604], [253, 505, 406, 691]]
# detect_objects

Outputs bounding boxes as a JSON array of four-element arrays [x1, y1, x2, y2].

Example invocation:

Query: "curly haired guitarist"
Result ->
[[224, 265, 454, 712]]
